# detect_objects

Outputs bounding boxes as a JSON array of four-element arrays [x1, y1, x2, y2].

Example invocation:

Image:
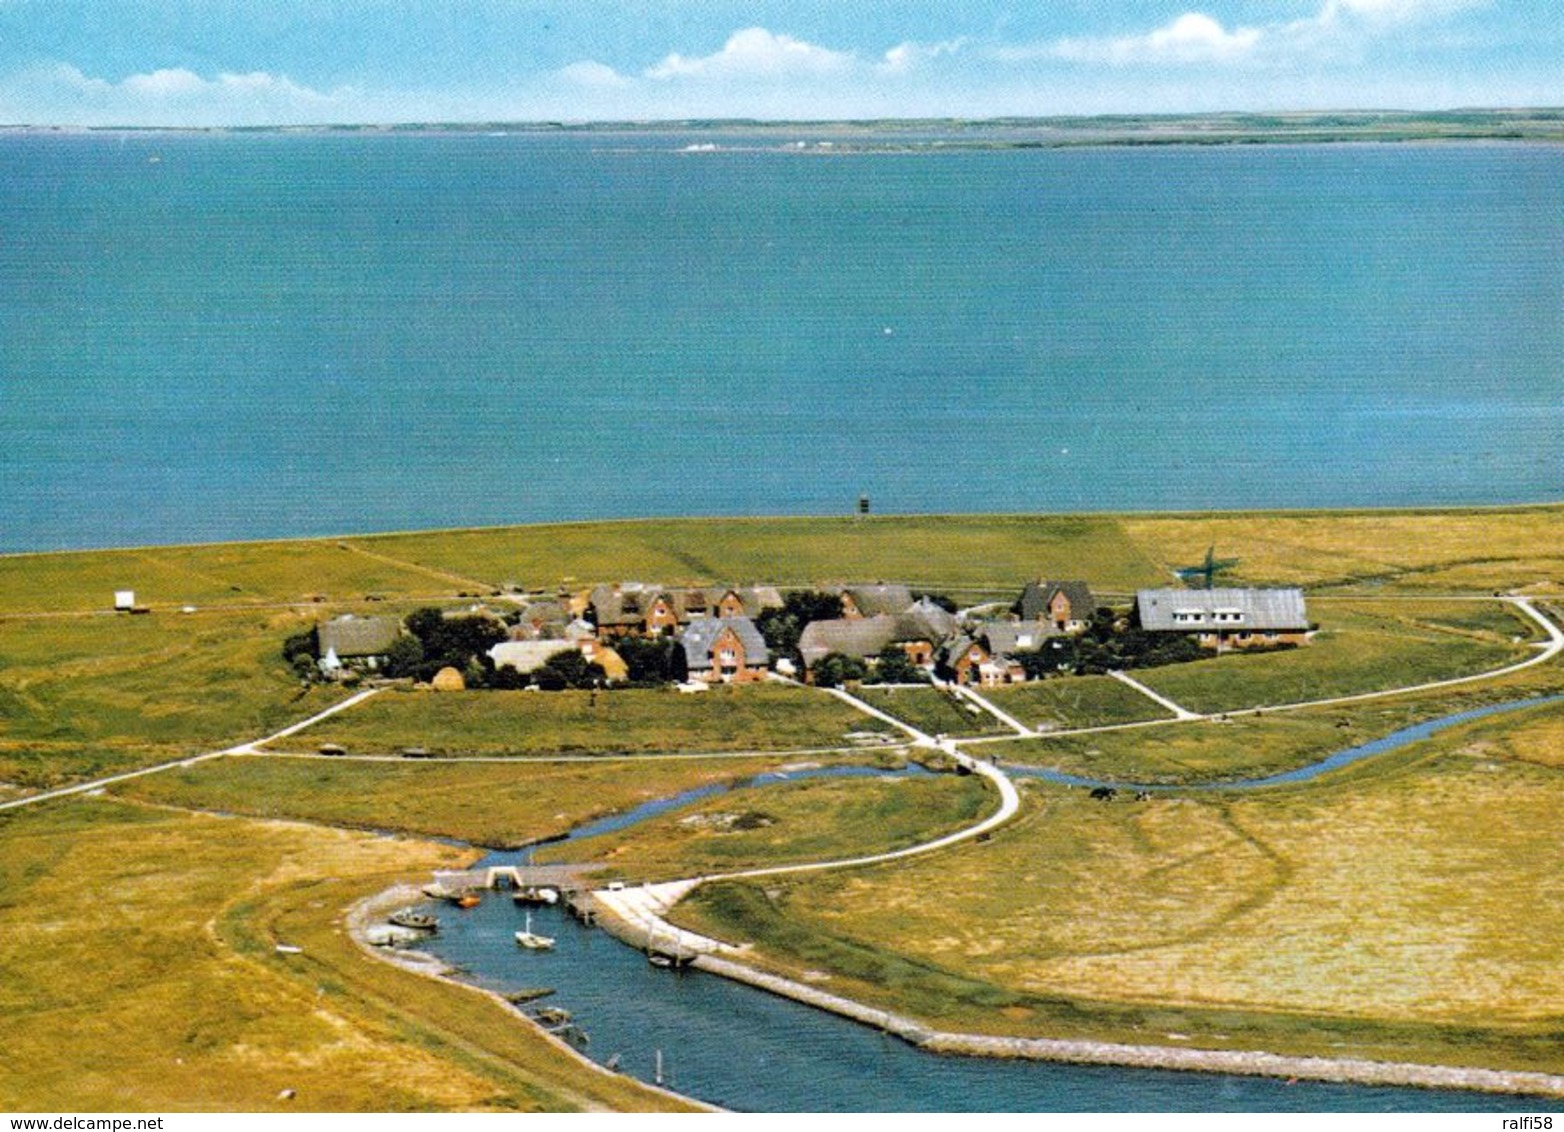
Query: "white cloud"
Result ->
[[115, 67, 330, 103], [1050, 12, 1264, 65], [120, 68, 208, 97], [5, 62, 344, 124], [557, 60, 630, 88], [1009, 0, 1486, 70], [1318, 0, 1486, 22], [645, 28, 853, 81], [880, 38, 966, 75]]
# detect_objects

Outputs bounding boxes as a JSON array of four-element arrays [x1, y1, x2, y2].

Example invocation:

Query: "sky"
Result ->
[[0, 1, 1558, 126]]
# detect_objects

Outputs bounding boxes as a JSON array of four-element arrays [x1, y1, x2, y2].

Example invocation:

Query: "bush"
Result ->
[[282, 626, 319, 664], [536, 650, 606, 691], [812, 651, 867, 688], [864, 645, 926, 685], [757, 591, 846, 661], [615, 635, 687, 685], [381, 634, 426, 679], [402, 607, 507, 681]]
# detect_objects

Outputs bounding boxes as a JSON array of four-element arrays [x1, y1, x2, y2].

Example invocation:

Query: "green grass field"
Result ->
[[534, 770, 992, 881], [996, 660, 1564, 785], [5, 505, 1564, 1108], [109, 752, 857, 847], [983, 675, 1175, 730], [283, 683, 878, 757], [0, 608, 350, 790], [674, 698, 1564, 1073], [850, 686, 1012, 737], [0, 799, 689, 1112], [6, 506, 1563, 619], [1122, 508, 1564, 595], [1130, 601, 1529, 715]]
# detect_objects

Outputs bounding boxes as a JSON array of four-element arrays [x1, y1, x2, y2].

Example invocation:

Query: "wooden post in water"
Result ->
[[654, 1048, 664, 1086]]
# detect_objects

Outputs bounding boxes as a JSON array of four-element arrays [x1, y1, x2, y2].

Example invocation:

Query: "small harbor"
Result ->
[[365, 737, 1564, 1112]]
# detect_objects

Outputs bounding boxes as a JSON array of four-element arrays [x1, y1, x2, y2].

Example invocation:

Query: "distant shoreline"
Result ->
[[3, 499, 1564, 562], [4, 108, 1563, 147]]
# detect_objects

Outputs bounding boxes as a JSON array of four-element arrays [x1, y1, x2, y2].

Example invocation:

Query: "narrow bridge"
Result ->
[[431, 863, 599, 892]]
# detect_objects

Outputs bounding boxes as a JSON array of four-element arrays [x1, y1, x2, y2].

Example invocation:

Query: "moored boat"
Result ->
[[388, 908, 439, 931], [514, 911, 555, 950], [512, 886, 560, 906]]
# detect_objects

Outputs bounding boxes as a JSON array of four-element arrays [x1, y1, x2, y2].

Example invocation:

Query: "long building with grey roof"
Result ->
[[1135, 588, 1311, 650]]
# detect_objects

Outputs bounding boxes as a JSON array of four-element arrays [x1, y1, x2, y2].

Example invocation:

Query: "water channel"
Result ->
[[1002, 693, 1564, 791], [405, 703, 1564, 1112]]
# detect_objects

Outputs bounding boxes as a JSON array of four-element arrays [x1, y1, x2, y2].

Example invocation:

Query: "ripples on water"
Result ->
[[2, 134, 1561, 550]]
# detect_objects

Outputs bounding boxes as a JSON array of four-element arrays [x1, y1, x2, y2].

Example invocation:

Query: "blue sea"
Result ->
[[2, 129, 1561, 552]]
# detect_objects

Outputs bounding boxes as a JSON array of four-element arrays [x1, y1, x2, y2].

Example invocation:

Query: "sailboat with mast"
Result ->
[[515, 910, 556, 950]]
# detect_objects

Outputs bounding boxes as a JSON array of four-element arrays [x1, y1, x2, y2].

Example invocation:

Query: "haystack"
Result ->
[[431, 666, 466, 692]]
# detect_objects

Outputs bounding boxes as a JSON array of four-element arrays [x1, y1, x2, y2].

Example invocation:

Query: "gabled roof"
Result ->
[[588, 582, 681, 627], [589, 582, 780, 627], [1017, 580, 1097, 623], [489, 640, 575, 673], [894, 598, 957, 643], [840, 584, 914, 618], [318, 615, 401, 658], [974, 619, 1058, 656], [517, 600, 568, 625], [798, 615, 901, 667], [1135, 588, 1308, 632], [679, 616, 770, 671], [940, 634, 989, 666], [721, 586, 786, 617]]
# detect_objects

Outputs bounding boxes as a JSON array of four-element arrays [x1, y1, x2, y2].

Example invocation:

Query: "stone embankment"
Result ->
[[345, 884, 718, 1112], [919, 1033, 1564, 1099], [689, 952, 1564, 1100]]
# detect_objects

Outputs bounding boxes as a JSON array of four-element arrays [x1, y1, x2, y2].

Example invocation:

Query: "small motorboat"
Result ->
[[388, 908, 439, 931], [512, 886, 560, 906], [515, 911, 555, 951], [454, 893, 482, 909]]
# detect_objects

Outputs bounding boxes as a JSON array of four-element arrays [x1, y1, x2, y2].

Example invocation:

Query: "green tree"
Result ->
[[865, 644, 924, 685], [380, 634, 425, 678], [812, 651, 867, 689], [757, 590, 845, 660], [282, 625, 319, 664], [615, 635, 686, 685], [536, 650, 607, 691]]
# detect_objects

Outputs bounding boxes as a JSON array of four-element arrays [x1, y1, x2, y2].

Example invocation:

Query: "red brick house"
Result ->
[[679, 616, 771, 684]]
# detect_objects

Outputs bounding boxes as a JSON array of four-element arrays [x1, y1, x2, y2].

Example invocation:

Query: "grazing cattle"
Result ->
[[1089, 786, 1117, 801]]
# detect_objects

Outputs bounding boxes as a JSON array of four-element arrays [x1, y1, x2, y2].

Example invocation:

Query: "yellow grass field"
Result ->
[[284, 683, 878, 757], [3, 506, 1560, 623], [1122, 508, 1564, 594], [109, 752, 869, 848], [534, 770, 991, 881], [0, 800, 689, 1112], [0, 608, 350, 790], [4, 505, 1563, 1109], [675, 700, 1564, 1072]]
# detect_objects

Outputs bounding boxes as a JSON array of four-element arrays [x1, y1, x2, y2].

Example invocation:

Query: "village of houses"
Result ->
[[310, 577, 1312, 691]]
